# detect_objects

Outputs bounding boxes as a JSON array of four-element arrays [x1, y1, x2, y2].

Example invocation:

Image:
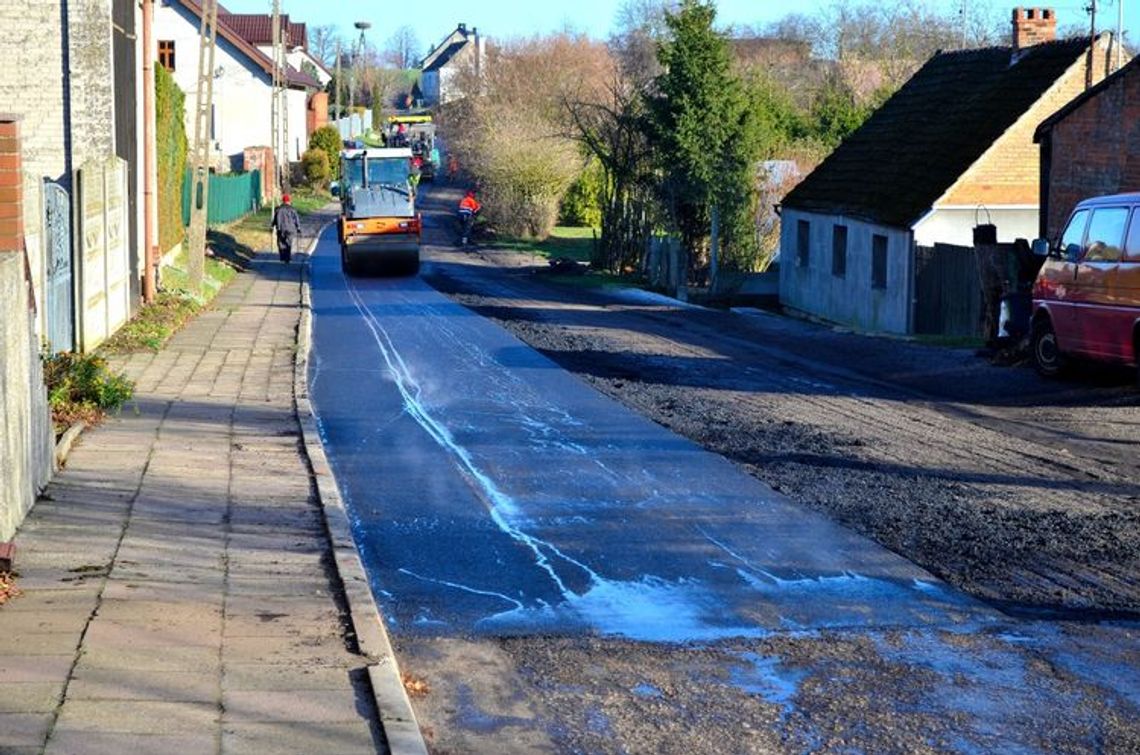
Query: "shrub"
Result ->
[[301, 148, 331, 188], [156, 63, 188, 253], [43, 352, 134, 429], [309, 125, 342, 180], [559, 156, 604, 228]]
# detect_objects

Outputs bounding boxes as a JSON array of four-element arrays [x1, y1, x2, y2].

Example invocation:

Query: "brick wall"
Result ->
[[307, 91, 329, 138], [941, 40, 1112, 210], [0, 117, 25, 254], [1012, 8, 1057, 50], [1044, 64, 1140, 240]]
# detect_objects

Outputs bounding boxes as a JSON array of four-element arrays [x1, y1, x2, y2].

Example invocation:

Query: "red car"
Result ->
[[1031, 193, 1140, 377]]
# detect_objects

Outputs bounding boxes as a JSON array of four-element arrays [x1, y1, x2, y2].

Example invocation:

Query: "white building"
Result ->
[[779, 14, 1113, 335], [154, 1, 321, 169], [420, 23, 485, 106]]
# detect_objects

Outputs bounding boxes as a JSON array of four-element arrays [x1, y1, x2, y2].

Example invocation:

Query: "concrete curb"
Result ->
[[53, 421, 86, 468], [292, 222, 429, 755]]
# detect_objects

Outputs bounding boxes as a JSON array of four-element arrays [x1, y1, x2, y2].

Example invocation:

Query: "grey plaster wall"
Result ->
[[0, 254, 54, 542], [779, 209, 914, 334]]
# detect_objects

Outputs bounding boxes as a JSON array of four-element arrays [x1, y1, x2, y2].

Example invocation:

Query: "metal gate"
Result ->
[[42, 180, 73, 353]]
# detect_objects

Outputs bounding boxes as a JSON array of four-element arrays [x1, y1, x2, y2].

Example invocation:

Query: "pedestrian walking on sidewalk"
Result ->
[[271, 193, 301, 263]]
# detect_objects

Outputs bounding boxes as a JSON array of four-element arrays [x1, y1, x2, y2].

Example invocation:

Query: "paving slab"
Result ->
[[43, 732, 217, 755]]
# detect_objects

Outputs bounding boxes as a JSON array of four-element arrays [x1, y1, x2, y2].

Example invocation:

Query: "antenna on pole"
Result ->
[[1118, 0, 1126, 72], [1086, 0, 1098, 89], [187, 0, 219, 294], [960, 0, 969, 49]]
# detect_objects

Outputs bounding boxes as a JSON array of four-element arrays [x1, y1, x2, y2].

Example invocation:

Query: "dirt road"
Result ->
[[419, 241, 1140, 618]]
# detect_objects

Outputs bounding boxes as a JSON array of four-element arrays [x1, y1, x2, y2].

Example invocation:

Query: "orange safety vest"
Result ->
[[459, 195, 481, 213]]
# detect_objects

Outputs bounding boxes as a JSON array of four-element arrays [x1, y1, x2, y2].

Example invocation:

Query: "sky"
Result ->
[[218, 0, 1138, 59]]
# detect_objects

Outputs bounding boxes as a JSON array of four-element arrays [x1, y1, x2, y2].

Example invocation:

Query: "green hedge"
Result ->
[[156, 64, 187, 253]]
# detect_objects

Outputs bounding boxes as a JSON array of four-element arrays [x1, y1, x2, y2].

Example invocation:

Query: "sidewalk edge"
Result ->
[[293, 224, 429, 755]]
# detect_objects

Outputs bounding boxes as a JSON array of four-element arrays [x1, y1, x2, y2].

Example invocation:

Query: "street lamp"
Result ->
[[349, 20, 371, 135]]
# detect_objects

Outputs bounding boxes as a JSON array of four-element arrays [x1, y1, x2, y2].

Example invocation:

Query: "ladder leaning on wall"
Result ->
[[186, 0, 219, 295]]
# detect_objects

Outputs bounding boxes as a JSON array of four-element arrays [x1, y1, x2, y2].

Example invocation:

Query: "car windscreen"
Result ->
[[366, 158, 409, 187], [343, 156, 365, 190]]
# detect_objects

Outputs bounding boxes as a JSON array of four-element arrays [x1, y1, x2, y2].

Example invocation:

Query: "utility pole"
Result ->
[[141, 0, 157, 303], [271, 0, 288, 205], [334, 40, 342, 132], [186, 0, 219, 294], [1086, 0, 1098, 89]]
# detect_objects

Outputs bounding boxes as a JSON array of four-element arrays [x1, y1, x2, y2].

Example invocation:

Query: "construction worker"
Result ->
[[458, 190, 481, 246], [270, 193, 301, 264]]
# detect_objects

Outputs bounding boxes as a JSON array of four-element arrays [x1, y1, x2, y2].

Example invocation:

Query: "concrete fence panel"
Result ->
[[0, 254, 53, 542], [75, 155, 131, 352]]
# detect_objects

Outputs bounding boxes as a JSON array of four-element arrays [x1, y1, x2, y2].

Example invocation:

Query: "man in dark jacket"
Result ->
[[271, 193, 302, 263]]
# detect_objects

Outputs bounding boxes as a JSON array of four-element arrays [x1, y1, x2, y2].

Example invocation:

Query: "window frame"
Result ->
[[796, 219, 810, 268], [831, 224, 847, 278], [158, 39, 175, 71], [1124, 209, 1140, 262], [1081, 206, 1130, 263], [871, 233, 888, 290], [1059, 208, 1090, 255]]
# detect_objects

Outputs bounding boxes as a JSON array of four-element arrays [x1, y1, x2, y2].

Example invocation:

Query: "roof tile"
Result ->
[[783, 38, 1090, 227]]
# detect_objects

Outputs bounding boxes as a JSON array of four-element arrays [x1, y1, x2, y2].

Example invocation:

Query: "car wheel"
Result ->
[[1032, 318, 1066, 377]]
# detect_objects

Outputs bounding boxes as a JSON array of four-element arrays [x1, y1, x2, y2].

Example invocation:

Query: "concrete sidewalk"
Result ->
[[0, 213, 386, 753]]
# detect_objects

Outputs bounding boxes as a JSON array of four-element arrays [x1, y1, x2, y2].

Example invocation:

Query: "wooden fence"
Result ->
[[913, 243, 984, 337]]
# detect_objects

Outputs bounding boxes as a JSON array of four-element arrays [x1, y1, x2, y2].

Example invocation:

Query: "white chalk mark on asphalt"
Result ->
[[342, 277, 768, 641], [399, 567, 525, 611], [345, 278, 591, 597]]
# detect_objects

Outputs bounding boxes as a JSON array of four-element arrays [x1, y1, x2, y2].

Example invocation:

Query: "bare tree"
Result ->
[[442, 33, 613, 239], [307, 24, 340, 67], [611, 0, 677, 84], [384, 26, 422, 70]]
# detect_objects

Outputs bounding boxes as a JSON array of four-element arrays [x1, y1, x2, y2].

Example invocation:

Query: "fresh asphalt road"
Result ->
[[306, 222, 1140, 753], [306, 226, 990, 643]]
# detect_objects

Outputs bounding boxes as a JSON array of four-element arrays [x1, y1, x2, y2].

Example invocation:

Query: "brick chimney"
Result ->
[[1012, 7, 1057, 49]]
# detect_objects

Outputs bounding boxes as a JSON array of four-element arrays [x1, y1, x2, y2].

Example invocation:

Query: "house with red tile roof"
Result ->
[[778, 8, 1113, 334], [155, 0, 323, 169], [221, 12, 332, 88]]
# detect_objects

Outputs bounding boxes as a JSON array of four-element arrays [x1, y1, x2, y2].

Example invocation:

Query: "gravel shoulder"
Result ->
[[419, 244, 1140, 617]]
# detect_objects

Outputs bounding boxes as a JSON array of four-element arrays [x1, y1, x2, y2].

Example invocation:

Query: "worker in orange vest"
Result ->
[[458, 190, 481, 246], [458, 190, 481, 215]]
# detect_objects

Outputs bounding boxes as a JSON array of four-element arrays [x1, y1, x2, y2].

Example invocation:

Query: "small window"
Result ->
[[797, 219, 810, 268], [1060, 209, 1089, 252], [1125, 210, 1140, 260], [831, 224, 847, 278], [158, 40, 175, 71], [871, 234, 888, 289], [829, 229, 848, 282], [1083, 207, 1129, 262]]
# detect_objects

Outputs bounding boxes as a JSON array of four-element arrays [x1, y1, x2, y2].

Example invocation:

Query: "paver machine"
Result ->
[[388, 114, 439, 181]]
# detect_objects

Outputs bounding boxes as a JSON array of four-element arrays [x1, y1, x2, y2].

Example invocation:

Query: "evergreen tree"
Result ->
[[648, 0, 770, 271]]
